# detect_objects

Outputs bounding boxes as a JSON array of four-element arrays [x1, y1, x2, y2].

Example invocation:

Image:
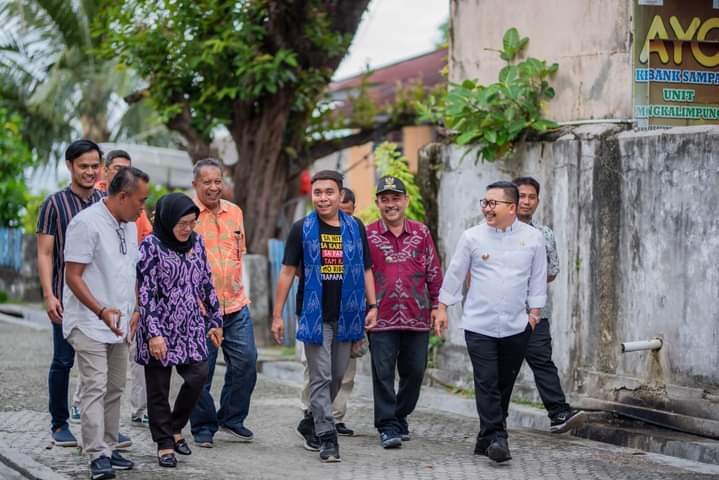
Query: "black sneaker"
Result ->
[[550, 409, 585, 434], [487, 437, 512, 463], [90, 456, 116, 480], [109, 450, 134, 470], [379, 430, 402, 449], [220, 424, 254, 442], [296, 413, 320, 452], [319, 433, 341, 463], [335, 422, 354, 436]]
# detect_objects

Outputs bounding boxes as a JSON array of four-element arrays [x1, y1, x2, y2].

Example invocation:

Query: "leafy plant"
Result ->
[[357, 142, 426, 224], [427, 333, 445, 369], [417, 27, 559, 162], [21, 191, 47, 235], [0, 108, 35, 228]]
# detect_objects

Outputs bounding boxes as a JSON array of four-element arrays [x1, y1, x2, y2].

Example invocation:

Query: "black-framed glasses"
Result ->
[[480, 199, 514, 209], [115, 227, 127, 255]]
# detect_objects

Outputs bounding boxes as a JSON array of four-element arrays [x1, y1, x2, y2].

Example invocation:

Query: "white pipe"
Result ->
[[621, 338, 663, 353]]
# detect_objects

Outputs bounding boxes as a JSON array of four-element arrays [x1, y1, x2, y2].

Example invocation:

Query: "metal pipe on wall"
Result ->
[[621, 338, 663, 353]]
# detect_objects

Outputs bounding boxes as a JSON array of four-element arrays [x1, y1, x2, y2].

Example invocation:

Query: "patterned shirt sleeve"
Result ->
[[423, 226, 443, 308], [198, 236, 223, 329], [542, 225, 560, 278], [36, 196, 57, 236], [137, 239, 163, 338]]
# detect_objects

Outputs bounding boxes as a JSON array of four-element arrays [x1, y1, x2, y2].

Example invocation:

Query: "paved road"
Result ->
[[1, 314, 718, 480]]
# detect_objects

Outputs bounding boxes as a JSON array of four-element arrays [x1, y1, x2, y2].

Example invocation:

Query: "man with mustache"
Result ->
[[365, 176, 444, 449], [436, 180, 547, 463], [190, 158, 258, 447]]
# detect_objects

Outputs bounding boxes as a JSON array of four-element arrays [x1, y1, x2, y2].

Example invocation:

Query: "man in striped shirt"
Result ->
[[36, 140, 106, 447]]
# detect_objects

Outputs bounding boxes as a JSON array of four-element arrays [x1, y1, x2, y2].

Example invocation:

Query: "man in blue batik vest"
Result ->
[[272, 170, 377, 463]]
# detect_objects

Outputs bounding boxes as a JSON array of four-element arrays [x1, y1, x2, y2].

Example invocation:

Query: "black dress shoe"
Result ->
[[157, 453, 177, 468], [174, 439, 192, 455], [487, 437, 512, 463]]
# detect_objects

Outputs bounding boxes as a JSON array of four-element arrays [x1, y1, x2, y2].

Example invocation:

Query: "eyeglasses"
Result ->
[[175, 220, 199, 231], [480, 199, 515, 209], [115, 227, 127, 255]]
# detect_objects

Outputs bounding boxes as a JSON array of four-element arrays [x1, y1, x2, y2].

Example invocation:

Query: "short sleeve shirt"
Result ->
[[36, 186, 106, 302], [282, 216, 372, 323], [194, 199, 250, 315], [62, 200, 139, 344]]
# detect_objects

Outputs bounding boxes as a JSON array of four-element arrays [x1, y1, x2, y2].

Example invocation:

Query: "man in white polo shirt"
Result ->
[[63, 167, 149, 480], [436, 181, 547, 464]]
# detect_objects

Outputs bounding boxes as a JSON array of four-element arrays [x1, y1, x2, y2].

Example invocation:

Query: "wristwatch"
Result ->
[[367, 303, 378, 310]]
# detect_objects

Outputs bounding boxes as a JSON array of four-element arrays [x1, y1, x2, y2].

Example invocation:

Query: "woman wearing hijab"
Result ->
[[134, 192, 223, 468]]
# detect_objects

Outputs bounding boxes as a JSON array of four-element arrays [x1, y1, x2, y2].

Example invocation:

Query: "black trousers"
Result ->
[[145, 361, 209, 450], [369, 330, 429, 433], [465, 327, 530, 446], [525, 319, 570, 418]]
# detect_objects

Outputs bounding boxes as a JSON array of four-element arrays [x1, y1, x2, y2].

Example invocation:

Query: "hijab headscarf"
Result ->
[[153, 192, 200, 253]]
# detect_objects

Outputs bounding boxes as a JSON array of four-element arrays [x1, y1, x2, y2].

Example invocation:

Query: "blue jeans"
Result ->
[[49, 322, 75, 430], [190, 306, 257, 437]]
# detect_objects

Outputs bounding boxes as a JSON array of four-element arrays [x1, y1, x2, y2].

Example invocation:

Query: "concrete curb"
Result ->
[[260, 360, 551, 430], [0, 440, 69, 480]]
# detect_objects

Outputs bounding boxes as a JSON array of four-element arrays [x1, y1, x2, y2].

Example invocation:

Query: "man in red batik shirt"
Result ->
[[366, 175, 445, 449]]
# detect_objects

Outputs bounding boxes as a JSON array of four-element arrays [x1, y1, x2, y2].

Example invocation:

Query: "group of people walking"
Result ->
[[38, 141, 256, 479], [37, 138, 584, 478]]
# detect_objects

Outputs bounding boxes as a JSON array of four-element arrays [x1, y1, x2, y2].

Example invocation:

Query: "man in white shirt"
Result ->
[[436, 181, 547, 463], [64, 167, 149, 480]]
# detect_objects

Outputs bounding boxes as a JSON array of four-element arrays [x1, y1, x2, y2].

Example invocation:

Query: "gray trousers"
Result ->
[[301, 357, 356, 422], [67, 329, 127, 460], [127, 341, 147, 418], [304, 322, 352, 436]]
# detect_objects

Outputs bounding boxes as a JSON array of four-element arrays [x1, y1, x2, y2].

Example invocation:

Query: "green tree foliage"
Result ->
[[100, 0, 379, 252], [357, 142, 426, 224], [0, 0, 176, 160], [418, 28, 559, 162], [0, 108, 34, 227]]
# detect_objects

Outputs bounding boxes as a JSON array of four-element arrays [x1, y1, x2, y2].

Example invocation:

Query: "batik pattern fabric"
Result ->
[[135, 234, 223, 366], [366, 219, 443, 331], [298, 210, 366, 345]]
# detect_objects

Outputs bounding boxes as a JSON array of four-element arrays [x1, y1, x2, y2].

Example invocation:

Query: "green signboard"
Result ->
[[633, 0, 719, 128]]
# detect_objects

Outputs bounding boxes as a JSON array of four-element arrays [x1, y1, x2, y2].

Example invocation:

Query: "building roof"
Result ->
[[329, 48, 447, 113]]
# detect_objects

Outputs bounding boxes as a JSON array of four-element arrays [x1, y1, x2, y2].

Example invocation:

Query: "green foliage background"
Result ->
[[357, 142, 426, 224], [418, 28, 559, 162], [0, 108, 34, 228]]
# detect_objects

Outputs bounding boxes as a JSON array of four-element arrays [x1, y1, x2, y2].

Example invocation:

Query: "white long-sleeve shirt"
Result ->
[[439, 219, 547, 338]]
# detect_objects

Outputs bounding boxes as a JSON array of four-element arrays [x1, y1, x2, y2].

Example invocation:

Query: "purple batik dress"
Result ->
[[135, 234, 222, 366]]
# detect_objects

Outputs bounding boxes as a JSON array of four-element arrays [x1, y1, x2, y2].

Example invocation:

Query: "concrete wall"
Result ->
[[435, 125, 719, 431], [450, 0, 633, 122]]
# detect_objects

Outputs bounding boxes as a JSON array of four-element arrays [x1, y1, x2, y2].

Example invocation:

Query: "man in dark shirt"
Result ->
[[272, 170, 377, 463], [36, 140, 106, 447]]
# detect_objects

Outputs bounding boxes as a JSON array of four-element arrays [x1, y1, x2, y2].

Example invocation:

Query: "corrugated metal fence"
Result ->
[[268, 239, 298, 346], [0, 228, 23, 272]]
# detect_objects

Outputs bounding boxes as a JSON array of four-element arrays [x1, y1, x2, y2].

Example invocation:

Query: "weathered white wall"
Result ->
[[450, 0, 633, 122], [436, 125, 719, 428]]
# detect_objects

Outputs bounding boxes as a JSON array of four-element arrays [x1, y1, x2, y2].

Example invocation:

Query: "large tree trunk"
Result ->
[[230, 90, 296, 254]]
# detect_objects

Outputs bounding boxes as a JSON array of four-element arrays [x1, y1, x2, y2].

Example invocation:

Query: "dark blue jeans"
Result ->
[[49, 322, 75, 430], [190, 306, 257, 437]]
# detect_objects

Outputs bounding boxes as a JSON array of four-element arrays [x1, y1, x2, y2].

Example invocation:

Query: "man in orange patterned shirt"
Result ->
[[189, 158, 257, 447]]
